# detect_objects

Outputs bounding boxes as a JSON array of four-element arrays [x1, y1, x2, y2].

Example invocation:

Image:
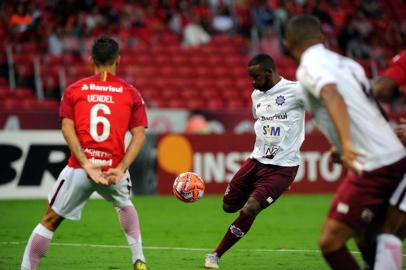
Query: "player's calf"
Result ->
[[21, 224, 54, 270], [319, 219, 360, 270]]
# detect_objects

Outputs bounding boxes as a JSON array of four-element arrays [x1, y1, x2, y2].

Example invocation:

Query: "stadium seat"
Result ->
[[196, 79, 217, 90], [201, 88, 220, 99], [15, 88, 35, 99], [0, 87, 13, 99], [167, 99, 187, 108], [2, 97, 22, 110], [226, 98, 247, 110], [186, 98, 205, 109], [180, 89, 199, 99], [161, 88, 180, 99], [207, 99, 225, 110]]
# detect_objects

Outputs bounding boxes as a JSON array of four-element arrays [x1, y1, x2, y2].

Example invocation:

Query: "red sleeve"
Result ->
[[129, 88, 148, 129], [383, 50, 406, 90], [59, 86, 74, 120]]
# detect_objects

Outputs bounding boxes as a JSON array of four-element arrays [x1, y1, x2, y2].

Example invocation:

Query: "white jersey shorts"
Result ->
[[48, 166, 133, 220]]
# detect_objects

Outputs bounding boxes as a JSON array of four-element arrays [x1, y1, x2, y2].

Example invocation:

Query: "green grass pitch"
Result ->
[[0, 195, 370, 269]]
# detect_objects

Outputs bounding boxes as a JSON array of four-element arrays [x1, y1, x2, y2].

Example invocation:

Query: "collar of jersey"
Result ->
[[256, 77, 286, 94], [301, 43, 324, 63]]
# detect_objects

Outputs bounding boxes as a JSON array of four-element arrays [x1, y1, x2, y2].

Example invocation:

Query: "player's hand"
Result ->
[[341, 141, 364, 176], [83, 163, 109, 186], [105, 166, 125, 185], [328, 146, 342, 164], [395, 118, 406, 146]]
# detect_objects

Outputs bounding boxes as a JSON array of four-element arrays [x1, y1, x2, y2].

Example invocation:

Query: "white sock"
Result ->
[[117, 205, 145, 263], [374, 233, 402, 270], [21, 224, 53, 270]]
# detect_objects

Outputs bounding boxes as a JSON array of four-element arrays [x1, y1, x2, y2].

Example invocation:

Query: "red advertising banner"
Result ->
[[157, 133, 345, 195]]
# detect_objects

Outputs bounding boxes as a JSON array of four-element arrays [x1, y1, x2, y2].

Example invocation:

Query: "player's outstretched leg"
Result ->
[[204, 197, 260, 269], [116, 203, 147, 270], [21, 205, 63, 270]]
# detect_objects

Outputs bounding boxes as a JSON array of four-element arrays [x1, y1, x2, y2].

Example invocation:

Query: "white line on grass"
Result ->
[[7, 241, 406, 257], [0, 241, 356, 255], [14, 242, 406, 258]]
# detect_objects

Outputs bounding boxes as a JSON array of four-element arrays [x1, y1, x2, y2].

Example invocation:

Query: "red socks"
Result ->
[[214, 211, 255, 257], [323, 246, 360, 270]]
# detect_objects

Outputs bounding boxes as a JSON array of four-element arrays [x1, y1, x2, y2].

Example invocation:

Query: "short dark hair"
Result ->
[[285, 15, 323, 47], [91, 36, 119, 66], [248, 54, 276, 72]]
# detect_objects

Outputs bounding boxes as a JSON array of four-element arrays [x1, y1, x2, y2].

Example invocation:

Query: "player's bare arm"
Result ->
[[319, 84, 362, 175], [61, 118, 109, 185], [372, 76, 397, 100], [106, 126, 146, 184]]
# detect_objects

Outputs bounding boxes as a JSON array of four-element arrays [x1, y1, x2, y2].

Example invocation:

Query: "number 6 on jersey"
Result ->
[[90, 104, 111, 142]]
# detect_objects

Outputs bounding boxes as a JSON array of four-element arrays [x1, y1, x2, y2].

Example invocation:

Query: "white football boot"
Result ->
[[204, 253, 220, 269]]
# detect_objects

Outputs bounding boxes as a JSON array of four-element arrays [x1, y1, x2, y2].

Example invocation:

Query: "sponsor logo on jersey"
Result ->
[[83, 148, 112, 158], [81, 83, 123, 93], [261, 123, 286, 143], [260, 112, 287, 121], [263, 145, 280, 159], [89, 157, 113, 166], [276, 95, 285, 106]]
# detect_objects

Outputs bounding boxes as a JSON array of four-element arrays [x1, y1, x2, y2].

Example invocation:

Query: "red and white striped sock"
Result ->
[[118, 205, 145, 263], [21, 224, 53, 270]]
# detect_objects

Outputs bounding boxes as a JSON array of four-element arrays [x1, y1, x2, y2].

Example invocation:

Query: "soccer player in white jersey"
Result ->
[[284, 15, 406, 270], [204, 54, 305, 269]]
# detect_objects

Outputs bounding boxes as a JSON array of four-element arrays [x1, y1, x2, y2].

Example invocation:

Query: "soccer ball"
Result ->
[[173, 172, 205, 202]]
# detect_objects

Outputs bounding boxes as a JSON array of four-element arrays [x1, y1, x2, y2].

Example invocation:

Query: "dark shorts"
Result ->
[[223, 158, 299, 209], [328, 157, 406, 230]]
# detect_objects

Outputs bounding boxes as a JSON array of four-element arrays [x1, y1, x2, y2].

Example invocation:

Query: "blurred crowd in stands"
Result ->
[[0, 0, 405, 110]]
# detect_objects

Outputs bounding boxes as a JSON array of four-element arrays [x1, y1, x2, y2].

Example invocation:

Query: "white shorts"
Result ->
[[48, 166, 133, 220]]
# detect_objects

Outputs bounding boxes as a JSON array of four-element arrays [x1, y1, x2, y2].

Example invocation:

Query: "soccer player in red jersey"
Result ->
[[373, 50, 406, 145], [21, 37, 149, 270]]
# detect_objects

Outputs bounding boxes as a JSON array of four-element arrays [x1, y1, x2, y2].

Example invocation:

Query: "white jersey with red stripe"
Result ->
[[250, 77, 305, 166], [297, 44, 406, 171]]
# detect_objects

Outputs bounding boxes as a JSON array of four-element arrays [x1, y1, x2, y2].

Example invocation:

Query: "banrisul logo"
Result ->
[[81, 84, 89, 91]]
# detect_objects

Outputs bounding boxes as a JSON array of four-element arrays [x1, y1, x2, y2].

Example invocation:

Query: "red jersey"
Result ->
[[60, 73, 148, 170], [384, 50, 406, 93]]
